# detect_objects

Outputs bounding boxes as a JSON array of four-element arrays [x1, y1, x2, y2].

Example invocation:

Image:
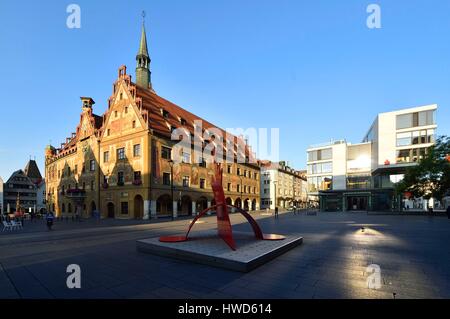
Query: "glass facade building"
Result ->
[[307, 105, 438, 212]]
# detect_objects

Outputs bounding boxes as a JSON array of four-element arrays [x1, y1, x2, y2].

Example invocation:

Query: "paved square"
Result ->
[[1, 211, 450, 299], [137, 230, 303, 272]]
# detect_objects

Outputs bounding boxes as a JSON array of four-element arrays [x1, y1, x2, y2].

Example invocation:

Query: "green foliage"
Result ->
[[395, 136, 450, 200]]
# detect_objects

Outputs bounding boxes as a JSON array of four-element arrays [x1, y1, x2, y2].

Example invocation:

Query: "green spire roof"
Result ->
[[138, 23, 149, 57]]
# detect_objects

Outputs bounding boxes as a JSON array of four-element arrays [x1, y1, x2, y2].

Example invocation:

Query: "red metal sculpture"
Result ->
[[160, 163, 285, 250]]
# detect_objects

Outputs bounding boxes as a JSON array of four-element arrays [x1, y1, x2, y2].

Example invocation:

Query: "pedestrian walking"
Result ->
[[45, 211, 55, 231], [274, 207, 279, 219]]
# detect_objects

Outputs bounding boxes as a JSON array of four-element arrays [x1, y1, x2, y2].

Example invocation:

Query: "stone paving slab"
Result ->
[[136, 230, 303, 272]]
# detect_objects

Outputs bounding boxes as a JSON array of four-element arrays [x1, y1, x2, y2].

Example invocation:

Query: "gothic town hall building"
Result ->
[[45, 23, 261, 219]]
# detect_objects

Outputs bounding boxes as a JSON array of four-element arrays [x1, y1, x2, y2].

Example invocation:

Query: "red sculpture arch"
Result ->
[[160, 163, 285, 250]]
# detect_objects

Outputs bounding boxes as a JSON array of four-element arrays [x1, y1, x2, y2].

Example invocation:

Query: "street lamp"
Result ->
[[273, 180, 278, 211], [168, 159, 175, 221], [239, 174, 243, 209]]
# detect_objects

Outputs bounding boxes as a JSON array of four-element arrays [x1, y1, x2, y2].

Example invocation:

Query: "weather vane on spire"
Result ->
[[142, 10, 146, 23]]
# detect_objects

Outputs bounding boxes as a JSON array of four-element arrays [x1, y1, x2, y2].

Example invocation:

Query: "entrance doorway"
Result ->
[[107, 202, 115, 218], [134, 195, 144, 219], [347, 196, 368, 211]]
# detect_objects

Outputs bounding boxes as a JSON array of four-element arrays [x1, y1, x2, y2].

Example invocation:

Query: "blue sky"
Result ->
[[0, 0, 449, 180]]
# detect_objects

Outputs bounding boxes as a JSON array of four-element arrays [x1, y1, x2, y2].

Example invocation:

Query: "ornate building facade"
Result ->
[[45, 23, 260, 219], [3, 160, 46, 213], [260, 161, 307, 210]]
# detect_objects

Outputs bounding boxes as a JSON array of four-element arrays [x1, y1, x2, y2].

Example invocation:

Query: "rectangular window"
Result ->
[[134, 171, 141, 181], [182, 176, 190, 187], [161, 146, 171, 160], [420, 130, 427, 144], [397, 132, 412, 147], [347, 175, 371, 190], [133, 144, 141, 157], [308, 151, 318, 162], [396, 149, 411, 163], [182, 152, 191, 164], [237, 184, 241, 193], [227, 165, 232, 174], [117, 148, 126, 160], [427, 129, 435, 143], [132, 121, 136, 128], [90, 160, 95, 171], [412, 131, 420, 145], [121, 202, 129, 214], [322, 162, 333, 174], [227, 183, 231, 191], [418, 111, 427, 127], [397, 113, 413, 129], [163, 172, 171, 186], [200, 178, 206, 189], [118, 172, 124, 184], [320, 148, 332, 160], [237, 167, 241, 176], [103, 151, 109, 163]]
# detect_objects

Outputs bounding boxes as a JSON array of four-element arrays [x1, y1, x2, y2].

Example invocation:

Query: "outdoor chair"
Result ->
[[10, 220, 23, 230], [2, 221, 13, 231]]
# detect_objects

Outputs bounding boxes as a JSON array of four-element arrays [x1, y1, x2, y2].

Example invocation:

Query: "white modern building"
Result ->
[[307, 104, 438, 212], [260, 161, 307, 210]]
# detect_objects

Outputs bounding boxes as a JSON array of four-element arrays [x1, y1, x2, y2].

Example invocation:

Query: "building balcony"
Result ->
[[65, 188, 87, 200]]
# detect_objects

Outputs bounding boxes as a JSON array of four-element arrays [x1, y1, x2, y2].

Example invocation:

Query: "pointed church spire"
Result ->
[[136, 11, 152, 90], [138, 22, 149, 57]]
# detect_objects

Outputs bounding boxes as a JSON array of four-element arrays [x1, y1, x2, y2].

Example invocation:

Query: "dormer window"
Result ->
[[120, 93, 123, 100], [161, 109, 169, 118], [180, 118, 187, 125]]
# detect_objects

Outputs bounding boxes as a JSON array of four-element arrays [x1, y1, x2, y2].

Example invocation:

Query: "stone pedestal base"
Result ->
[[136, 231, 303, 272]]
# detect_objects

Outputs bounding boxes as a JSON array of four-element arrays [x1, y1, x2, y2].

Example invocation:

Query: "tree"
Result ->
[[395, 136, 450, 201]]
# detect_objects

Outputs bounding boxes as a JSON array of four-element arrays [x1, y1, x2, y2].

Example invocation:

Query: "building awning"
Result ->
[[371, 163, 416, 176], [319, 188, 394, 196]]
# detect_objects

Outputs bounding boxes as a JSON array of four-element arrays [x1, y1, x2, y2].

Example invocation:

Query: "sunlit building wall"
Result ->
[[307, 104, 438, 212]]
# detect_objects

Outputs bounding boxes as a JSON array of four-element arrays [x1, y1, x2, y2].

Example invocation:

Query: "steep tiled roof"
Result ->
[[93, 114, 103, 129], [136, 85, 255, 161], [24, 160, 42, 180]]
